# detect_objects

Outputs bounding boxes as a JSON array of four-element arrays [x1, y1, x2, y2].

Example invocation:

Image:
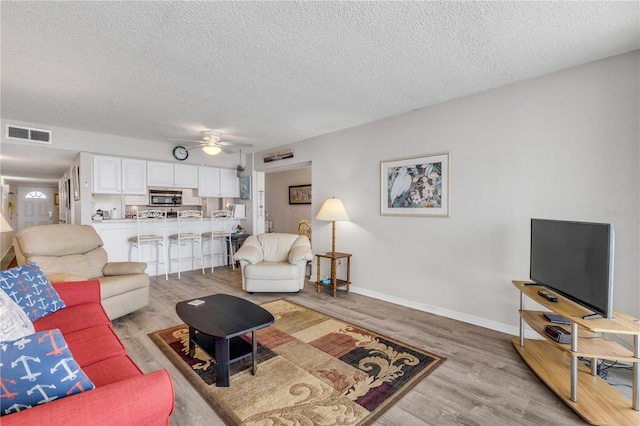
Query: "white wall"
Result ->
[[255, 51, 640, 334]]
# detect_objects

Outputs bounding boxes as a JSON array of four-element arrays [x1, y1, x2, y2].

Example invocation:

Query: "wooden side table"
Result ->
[[316, 252, 351, 297]]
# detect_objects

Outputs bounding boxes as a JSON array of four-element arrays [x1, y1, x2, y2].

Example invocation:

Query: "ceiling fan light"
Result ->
[[202, 145, 222, 155]]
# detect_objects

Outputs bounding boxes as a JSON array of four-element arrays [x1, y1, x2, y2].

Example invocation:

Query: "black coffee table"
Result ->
[[175, 294, 274, 387]]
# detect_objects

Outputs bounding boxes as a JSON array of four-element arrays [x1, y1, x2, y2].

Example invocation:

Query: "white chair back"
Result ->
[[177, 210, 203, 238], [136, 209, 167, 241]]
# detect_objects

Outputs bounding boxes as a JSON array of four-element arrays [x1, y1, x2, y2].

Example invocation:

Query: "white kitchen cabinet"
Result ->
[[197, 166, 221, 197], [220, 168, 240, 198], [147, 161, 174, 187], [124, 194, 148, 205], [148, 162, 198, 188], [122, 159, 147, 194], [174, 164, 198, 188], [197, 166, 239, 198], [93, 155, 146, 195]]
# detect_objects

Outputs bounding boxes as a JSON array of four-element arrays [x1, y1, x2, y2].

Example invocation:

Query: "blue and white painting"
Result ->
[[381, 153, 449, 216], [387, 162, 442, 208]]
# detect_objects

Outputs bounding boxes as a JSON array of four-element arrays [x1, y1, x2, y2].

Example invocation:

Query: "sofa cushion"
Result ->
[[0, 329, 95, 416], [82, 355, 143, 387], [0, 263, 66, 322], [34, 303, 111, 335], [14, 224, 103, 257], [244, 262, 300, 280], [28, 249, 107, 280], [98, 274, 149, 298], [60, 325, 127, 367], [0, 290, 35, 340]]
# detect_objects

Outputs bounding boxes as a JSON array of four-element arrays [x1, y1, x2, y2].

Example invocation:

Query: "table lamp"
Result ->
[[0, 212, 12, 233], [316, 197, 349, 254]]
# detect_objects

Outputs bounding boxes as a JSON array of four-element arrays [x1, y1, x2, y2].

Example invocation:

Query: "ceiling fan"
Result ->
[[169, 131, 254, 156]]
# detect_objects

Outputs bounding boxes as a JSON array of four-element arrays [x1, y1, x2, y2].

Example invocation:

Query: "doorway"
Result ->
[[264, 164, 312, 235], [17, 186, 57, 229]]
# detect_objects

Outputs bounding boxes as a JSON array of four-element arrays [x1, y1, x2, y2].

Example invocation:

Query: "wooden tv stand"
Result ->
[[512, 280, 639, 425]]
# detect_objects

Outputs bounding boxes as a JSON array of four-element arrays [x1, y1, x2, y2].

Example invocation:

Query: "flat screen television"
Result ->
[[530, 218, 615, 319]]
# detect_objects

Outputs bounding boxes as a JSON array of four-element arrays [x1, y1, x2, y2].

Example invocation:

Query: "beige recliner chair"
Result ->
[[13, 224, 149, 320], [233, 233, 312, 293]]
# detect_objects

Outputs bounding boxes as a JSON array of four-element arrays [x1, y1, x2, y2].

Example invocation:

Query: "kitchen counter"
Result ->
[[91, 218, 247, 277], [93, 217, 246, 223]]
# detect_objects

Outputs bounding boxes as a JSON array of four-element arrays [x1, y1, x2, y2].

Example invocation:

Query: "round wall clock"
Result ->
[[172, 145, 189, 161]]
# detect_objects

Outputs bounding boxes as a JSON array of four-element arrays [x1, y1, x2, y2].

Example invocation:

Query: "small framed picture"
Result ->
[[381, 152, 450, 216], [289, 184, 311, 205]]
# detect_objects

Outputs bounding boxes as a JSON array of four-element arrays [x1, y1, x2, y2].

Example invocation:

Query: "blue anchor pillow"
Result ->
[[0, 263, 66, 322], [0, 328, 95, 416]]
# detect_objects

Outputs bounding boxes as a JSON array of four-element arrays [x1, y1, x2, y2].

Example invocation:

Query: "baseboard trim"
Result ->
[[349, 285, 540, 340]]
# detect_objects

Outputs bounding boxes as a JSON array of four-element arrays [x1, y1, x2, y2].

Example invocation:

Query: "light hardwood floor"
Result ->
[[112, 267, 592, 425]]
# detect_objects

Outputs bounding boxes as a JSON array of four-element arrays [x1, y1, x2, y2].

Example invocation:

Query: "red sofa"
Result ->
[[2, 280, 174, 425]]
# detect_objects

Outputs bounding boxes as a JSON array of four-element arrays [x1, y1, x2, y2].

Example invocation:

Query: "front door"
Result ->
[[17, 186, 55, 229]]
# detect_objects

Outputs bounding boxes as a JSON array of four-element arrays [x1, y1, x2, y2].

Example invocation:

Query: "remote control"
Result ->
[[538, 290, 558, 302]]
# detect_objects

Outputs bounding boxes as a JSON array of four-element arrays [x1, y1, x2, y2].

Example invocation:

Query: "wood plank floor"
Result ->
[[112, 267, 592, 425]]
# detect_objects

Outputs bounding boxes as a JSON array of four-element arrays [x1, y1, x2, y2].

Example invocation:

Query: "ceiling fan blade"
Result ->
[[220, 146, 236, 154], [218, 141, 254, 148], [185, 144, 206, 151]]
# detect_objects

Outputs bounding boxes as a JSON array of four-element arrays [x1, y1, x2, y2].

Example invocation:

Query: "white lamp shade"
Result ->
[[316, 197, 349, 222], [202, 145, 222, 155], [0, 212, 13, 233]]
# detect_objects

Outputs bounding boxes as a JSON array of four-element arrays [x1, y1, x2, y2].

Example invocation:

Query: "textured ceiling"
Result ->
[[1, 1, 638, 183]]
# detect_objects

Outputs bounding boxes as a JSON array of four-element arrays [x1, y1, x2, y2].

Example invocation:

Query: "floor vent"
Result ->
[[6, 125, 52, 144]]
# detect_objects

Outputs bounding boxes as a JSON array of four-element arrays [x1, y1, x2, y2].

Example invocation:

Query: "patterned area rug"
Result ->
[[149, 299, 445, 425]]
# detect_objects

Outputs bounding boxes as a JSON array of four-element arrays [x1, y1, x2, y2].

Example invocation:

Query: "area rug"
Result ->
[[149, 299, 445, 425]]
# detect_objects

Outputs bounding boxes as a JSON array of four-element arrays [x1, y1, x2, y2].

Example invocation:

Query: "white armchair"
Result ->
[[233, 233, 312, 293]]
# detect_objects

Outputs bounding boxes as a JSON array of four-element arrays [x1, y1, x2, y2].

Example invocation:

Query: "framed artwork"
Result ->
[[289, 184, 311, 205], [240, 176, 251, 200], [54, 193, 59, 205], [380, 152, 450, 216], [72, 165, 80, 201]]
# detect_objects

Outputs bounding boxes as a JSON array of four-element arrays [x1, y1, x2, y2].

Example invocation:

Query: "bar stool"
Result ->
[[168, 210, 204, 278], [202, 213, 235, 272], [128, 209, 168, 280]]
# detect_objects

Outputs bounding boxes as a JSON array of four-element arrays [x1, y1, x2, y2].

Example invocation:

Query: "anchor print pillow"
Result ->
[[0, 328, 95, 416], [0, 263, 66, 322]]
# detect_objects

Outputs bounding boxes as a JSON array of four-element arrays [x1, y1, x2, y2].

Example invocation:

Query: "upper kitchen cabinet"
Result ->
[[93, 155, 147, 195], [147, 162, 198, 188], [198, 166, 239, 198], [220, 168, 240, 198], [174, 164, 199, 188]]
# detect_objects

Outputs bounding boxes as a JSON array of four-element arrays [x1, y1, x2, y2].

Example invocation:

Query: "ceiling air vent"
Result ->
[[6, 125, 52, 144]]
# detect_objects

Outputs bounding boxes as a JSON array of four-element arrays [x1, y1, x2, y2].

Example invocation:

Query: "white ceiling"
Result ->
[[1, 1, 638, 185]]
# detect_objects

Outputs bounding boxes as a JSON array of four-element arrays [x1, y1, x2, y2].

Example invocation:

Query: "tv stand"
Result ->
[[513, 280, 639, 425]]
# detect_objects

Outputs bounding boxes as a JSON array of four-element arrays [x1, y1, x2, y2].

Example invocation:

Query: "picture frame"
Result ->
[[380, 152, 450, 217], [54, 193, 59, 205], [239, 176, 251, 200], [72, 165, 80, 201], [289, 184, 311, 205]]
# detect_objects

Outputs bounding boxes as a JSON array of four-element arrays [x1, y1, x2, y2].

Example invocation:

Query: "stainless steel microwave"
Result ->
[[149, 190, 182, 206]]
